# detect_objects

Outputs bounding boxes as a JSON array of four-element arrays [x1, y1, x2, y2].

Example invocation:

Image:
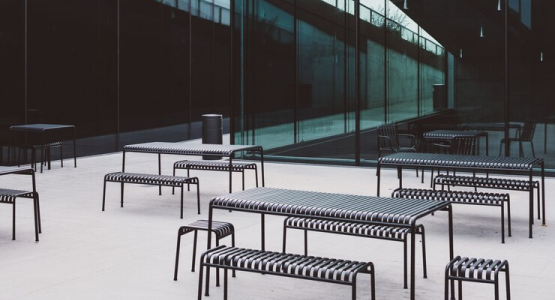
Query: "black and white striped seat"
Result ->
[[173, 160, 258, 191], [0, 188, 41, 241], [174, 220, 236, 281], [199, 246, 375, 300], [283, 216, 426, 288], [392, 188, 511, 243], [445, 256, 511, 300], [102, 172, 200, 219]]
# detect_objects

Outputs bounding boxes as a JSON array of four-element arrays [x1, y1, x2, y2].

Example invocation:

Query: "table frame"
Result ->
[[8, 124, 77, 173], [423, 130, 489, 156], [377, 152, 545, 239], [0, 166, 40, 241], [206, 187, 454, 300], [122, 142, 265, 193]]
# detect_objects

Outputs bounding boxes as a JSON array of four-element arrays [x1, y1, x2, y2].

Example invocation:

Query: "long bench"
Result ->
[[433, 174, 540, 220], [392, 188, 511, 243], [282, 216, 426, 288], [102, 172, 200, 219], [198, 245, 375, 300], [173, 160, 258, 192]]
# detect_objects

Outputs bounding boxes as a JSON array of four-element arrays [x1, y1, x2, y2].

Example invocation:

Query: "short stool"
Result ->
[[173, 220, 235, 284], [445, 256, 511, 300]]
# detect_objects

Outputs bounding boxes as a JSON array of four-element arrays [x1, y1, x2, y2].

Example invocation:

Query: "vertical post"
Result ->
[[355, 0, 361, 165], [503, 0, 510, 156], [117, 0, 120, 151]]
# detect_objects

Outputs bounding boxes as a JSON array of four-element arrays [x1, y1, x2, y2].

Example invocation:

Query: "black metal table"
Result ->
[[207, 187, 454, 300], [123, 142, 264, 193], [376, 152, 545, 238], [423, 130, 488, 155], [0, 166, 40, 241], [9, 124, 77, 173]]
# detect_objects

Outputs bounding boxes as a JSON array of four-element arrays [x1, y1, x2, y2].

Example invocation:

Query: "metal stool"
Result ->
[[173, 220, 235, 284], [445, 256, 511, 300]]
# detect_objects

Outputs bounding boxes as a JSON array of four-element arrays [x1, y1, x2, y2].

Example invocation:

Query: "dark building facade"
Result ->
[[1, 0, 555, 170]]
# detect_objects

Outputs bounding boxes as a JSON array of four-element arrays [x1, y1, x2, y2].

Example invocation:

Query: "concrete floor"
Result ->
[[0, 150, 552, 300]]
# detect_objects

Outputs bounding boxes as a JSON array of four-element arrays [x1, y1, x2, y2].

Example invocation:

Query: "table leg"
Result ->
[[40, 133, 44, 173], [261, 213, 265, 251], [73, 127, 77, 167], [376, 163, 381, 196], [529, 171, 533, 238], [205, 206, 214, 296], [229, 156, 233, 193], [260, 149, 265, 187], [410, 223, 416, 300], [399, 166, 403, 189], [542, 162, 546, 226], [158, 153, 162, 195]]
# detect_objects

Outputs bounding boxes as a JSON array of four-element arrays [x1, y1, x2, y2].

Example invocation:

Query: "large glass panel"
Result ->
[[419, 27, 445, 115], [386, 14, 418, 123], [27, 0, 118, 154], [297, 0, 348, 143], [0, 0, 25, 161], [244, 0, 295, 149]]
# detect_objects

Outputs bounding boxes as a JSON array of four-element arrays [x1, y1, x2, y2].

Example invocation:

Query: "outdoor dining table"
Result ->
[[8, 124, 77, 173], [122, 142, 265, 193], [0, 166, 40, 241], [423, 130, 488, 155], [376, 152, 545, 238], [206, 187, 454, 300]]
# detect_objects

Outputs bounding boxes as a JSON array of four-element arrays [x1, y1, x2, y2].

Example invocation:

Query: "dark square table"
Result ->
[[9, 124, 77, 173], [206, 187, 454, 300]]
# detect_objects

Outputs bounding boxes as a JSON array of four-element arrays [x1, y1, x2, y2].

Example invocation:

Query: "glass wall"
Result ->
[[234, 0, 447, 162], [0, 0, 231, 159]]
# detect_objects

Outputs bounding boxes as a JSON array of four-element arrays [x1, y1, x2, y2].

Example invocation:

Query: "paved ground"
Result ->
[[0, 150, 552, 300]]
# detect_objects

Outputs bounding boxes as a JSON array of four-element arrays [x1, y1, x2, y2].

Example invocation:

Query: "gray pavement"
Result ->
[[0, 151, 552, 300]]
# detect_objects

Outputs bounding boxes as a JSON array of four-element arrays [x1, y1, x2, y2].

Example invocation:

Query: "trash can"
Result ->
[[433, 84, 446, 110], [202, 114, 223, 160]]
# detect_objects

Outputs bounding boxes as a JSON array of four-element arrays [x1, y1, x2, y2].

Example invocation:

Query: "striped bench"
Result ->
[[433, 174, 540, 220], [393, 188, 511, 243], [0, 188, 41, 241], [173, 160, 258, 191], [102, 172, 200, 219], [282, 217, 426, 289], [445, 256, 511, 300], [198, 246, 375, 300]]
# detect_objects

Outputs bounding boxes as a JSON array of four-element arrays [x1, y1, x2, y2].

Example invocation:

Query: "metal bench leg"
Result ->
[[242, 171, 245, 190], [352, 279, 356, 300], [495, 278, 500, 300], [420, 227, 427, 278], [255, 166, 259, 187], [507, 198, 512, 237], [536, 186, 540, 220], [120, 182, 125, 208], [403, 235, 408, 289], [458, 280, 463, 300], [196, 182, 200, 215], [282, 222, 287, 253], [501, 203, 505, 243], [505, 264, 511, 300], [172, 167, 176, 195], [60, 143, 64, 168], [231, 233, 236, 277], [224, 269, 229, 300], [303, 229, 308, 256], [174, 229, 184, 280], [35, 192, 42, 233], [198, 260, 205, 299], [187, 169, 191, 192], [12, 201, 16, 240], [180, 186, 184, 219], [102, 180, 107, 211]]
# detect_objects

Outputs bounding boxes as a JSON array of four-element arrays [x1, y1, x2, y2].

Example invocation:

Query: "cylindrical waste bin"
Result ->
[[202, 114, 223, 160]]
